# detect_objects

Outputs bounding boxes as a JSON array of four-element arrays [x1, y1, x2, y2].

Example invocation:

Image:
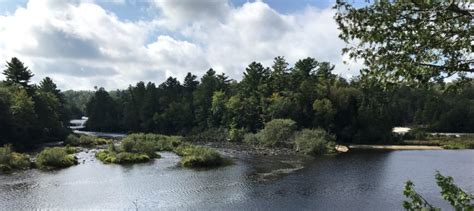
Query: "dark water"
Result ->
[[1, 150, 473, 210]]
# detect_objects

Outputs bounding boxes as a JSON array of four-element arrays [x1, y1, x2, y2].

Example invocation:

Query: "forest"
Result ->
[[1, 56, 473, 149], [80, 57, 473, 144]]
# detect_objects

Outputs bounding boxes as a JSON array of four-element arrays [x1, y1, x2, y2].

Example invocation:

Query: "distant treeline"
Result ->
[[81, 57, 474, 144]]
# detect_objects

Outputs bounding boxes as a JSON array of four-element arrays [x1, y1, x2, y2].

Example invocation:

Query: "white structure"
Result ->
[[69, 117, 88, 130]]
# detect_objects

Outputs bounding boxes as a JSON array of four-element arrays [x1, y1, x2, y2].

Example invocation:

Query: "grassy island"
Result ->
[[65, 134, 112, 147], [95, 133, 224, 167], [0, 145, 32, 172], [36, 147, 78, 170], [174, 144, 223, 168]]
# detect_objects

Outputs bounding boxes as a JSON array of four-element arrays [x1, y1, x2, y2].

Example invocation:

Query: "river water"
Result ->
[[0, 149, 473, 210]]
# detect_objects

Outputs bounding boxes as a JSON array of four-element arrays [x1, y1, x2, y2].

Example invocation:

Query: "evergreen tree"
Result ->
[[3, 57, 34, 89]]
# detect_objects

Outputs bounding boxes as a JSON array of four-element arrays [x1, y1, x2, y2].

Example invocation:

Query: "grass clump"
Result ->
[[122, 133, 182, 153], [95, 133, 225, 168], [95, 133, 179, 164], [95, 149, 152, 164], [0, 145, 32, 172], [174, 144, 223, 168], [65, 134, 111, 147], [294, 129, 336, 155], [36, 147, 78, 169]]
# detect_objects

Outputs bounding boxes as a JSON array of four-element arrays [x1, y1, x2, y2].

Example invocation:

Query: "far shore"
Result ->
[[348, 145, 443, 150]]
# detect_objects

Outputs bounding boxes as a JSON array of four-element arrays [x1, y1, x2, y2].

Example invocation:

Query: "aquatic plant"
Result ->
[[36, 147, 78, 169], [95, 150, 152, 164], [0, 145, 31, 172], [174, 144, 223, 168], [65, 134, 111, 147]]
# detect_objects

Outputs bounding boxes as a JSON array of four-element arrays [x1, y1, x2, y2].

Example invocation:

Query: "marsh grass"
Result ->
[[0, 145, 32, 172], [65, 134, 112, 147], [36, 147, 78, 169], [174, 144, 223, 168], [95, 133, 225, 168]]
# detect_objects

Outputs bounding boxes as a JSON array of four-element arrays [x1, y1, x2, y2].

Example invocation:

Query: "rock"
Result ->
[[335, 145, 349, 152]]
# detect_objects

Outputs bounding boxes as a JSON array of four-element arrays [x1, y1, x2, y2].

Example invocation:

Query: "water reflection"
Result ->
[[0, 150, 473, 210]]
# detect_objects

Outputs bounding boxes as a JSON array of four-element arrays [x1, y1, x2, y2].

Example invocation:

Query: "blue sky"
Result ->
[[0, 0, 364, 90]]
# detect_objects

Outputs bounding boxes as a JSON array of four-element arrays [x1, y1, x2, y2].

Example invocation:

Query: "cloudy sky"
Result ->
[[0, 0, 364, 90]]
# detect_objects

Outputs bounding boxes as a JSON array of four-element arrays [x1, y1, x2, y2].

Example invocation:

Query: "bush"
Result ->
[[294, 129, 336, 155], [174, 144, 223, 168], [0, 145, 31, 172], [243, 132, 262, 145], [260, 119, 297, 147], [228, 127, 247, 142], [65, 134, 111, 147], [95, 133, 181, 164], [95, 150, 152, 164], [36, 147, 78, 169], [120, 133, 182, 157]]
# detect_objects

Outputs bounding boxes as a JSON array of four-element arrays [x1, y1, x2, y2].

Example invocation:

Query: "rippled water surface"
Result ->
[[1, 150, 473, 210]]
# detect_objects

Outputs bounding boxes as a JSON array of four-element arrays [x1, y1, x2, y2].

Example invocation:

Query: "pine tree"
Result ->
[[3, 57, 34, 88]]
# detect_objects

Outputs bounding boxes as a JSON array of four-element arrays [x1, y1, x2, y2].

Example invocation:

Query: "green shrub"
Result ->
[[65, 134, 81, 145], [65, 134, 111, 147], [121, 133, 182, 154], [294, 129, 336, 155], [95, 133, 181, 164], [228, 127, 247, 142], [10, 152, 31, 169], [36, 147, 78, 169], [175, 145, 223, 168], [64, 146, 78, 154], [95, 150, 153, 164], [0, 145, 12, 165], [243, 132, 262, 145], [260, 119, 297, 147], [0, 145, 31, 172]]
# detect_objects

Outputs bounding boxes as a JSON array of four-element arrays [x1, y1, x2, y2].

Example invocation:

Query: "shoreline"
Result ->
[[348, 144, 444, 150]]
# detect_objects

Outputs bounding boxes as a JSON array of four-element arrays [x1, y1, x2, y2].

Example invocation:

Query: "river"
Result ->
[[0, 149, 473, 210]]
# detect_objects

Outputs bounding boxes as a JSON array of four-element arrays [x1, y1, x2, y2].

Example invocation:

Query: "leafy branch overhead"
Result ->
[[403, 171, 473, 210], [334, 0, 473, 87]]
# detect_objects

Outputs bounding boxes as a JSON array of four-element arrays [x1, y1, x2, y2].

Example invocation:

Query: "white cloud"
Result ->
[[0, 0, 361, 90], [152, 0, 230, 28], [155, 1, 362, 80]]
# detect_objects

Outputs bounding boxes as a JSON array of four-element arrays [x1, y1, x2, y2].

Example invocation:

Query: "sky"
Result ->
[[0, 0, 364, 90]]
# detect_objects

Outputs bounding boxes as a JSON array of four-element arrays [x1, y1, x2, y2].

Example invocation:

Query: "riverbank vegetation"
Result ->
[[241, 119, 335, 155], [400, 130, 474, 149], [403, 172, 473, 210], [80, 57, 473, 147], [0, 145, 32, 172], [65, 134, 111, 147], [36, 147, 78, 170], [174, 144, 223, 168], [95, 133, 224, 167]]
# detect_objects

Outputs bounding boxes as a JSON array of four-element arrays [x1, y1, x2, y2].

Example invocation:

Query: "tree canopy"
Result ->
[[83, 56, 474, 144], [334, 0, 473, 87], [1, 58, 69, 149]]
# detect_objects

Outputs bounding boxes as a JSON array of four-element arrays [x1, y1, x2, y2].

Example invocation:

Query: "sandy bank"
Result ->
[[348, 145, 443, 150]]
